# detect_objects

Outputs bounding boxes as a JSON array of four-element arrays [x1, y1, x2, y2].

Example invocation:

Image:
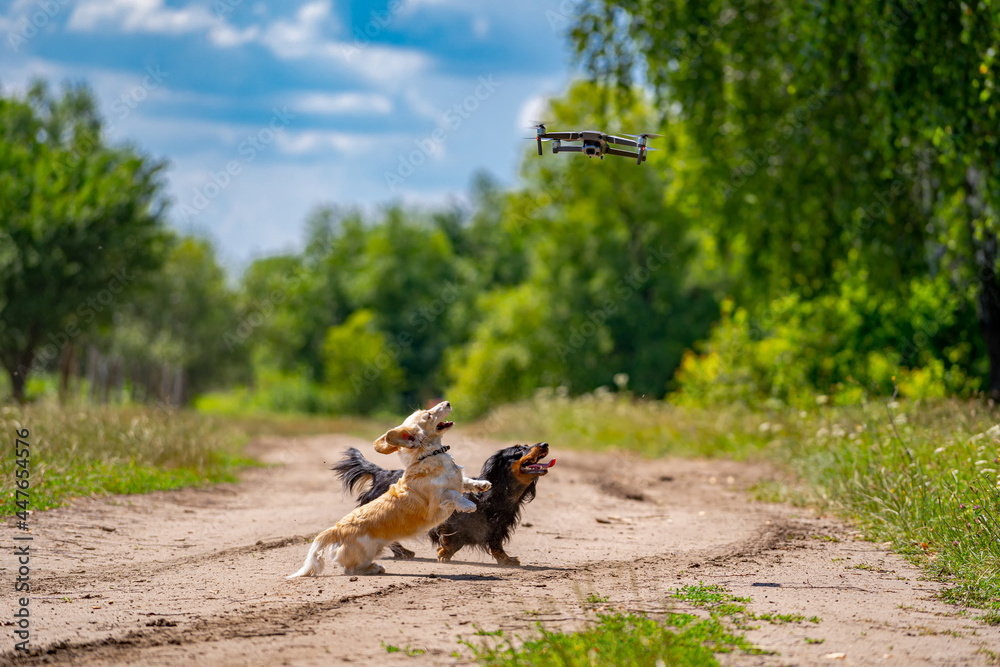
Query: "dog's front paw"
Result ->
[[464, 479, 491, 493], [455, 499, 477, 513]]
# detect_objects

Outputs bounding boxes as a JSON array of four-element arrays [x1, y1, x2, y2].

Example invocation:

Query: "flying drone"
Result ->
[[533, 124, 661, 165]]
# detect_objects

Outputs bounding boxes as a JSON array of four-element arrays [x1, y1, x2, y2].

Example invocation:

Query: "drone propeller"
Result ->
[[635, 144, 661, 165], [531, 122, 554, 155], [623, 132, 663, 138]]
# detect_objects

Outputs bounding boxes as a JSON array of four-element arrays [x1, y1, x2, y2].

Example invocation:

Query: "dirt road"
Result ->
[[3, 429, 999, 666]]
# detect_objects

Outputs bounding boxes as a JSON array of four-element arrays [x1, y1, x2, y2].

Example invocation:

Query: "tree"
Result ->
[[106, 235, 247, 403], [446, 83, 718, 413], [571, 0, 997, 395], [0, 81, 168, 402]]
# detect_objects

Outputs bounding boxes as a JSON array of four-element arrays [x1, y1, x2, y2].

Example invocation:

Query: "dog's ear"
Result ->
[[373, 427, 417, 455]]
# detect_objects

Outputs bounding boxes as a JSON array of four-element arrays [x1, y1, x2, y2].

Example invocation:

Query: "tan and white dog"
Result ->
[[287, 401, 490, 577]]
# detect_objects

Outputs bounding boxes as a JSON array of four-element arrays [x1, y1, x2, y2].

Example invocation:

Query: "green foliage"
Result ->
[[572, 0, 999, 395], [477, 388, 768, 460], [0, 402, 252, 514], [105, 235, 248, 401], [445, 83, 717, 416], [0, 81, 168, 401], [673, 274, 981, 408], [322, 309, 403, 414], [485, 393, 1000, 613]]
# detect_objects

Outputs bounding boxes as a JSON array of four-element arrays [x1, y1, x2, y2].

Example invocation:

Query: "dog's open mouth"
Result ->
[[436, 420, 454, 431], [521, 459, 555, 474]]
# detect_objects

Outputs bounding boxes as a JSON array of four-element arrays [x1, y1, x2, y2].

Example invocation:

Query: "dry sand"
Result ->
[[3, 429, 998, 666]]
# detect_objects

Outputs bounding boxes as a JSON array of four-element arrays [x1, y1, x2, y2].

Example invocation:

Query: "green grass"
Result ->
[[381, 642, 425, 656], [480, 392, 1000, 614], [460, 583, 824, 666], [1, 402, 254, 515], [460, 611, 760, 667]]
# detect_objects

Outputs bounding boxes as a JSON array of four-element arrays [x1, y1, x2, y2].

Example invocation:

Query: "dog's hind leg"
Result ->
[[338, 538, 386, 575], [436, 532, 464, 563], [489, 545, 521, 567], [389, 541, 415, 559]]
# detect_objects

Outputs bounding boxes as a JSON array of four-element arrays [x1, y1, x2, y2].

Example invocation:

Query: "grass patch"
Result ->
[[0, 402, 254, 515], [382, 642, 425, 656], [460, 611, 760, 667], [462, 583, 777, 666], [480, 392, 1000, 615]]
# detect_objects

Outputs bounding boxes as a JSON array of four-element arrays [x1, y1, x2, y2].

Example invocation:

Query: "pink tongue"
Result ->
[[540, 459, 555, 468]]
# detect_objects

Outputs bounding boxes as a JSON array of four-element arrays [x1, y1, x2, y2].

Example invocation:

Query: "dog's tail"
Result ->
[[287, 526, 341, 579], [331, 447, 402, 506]]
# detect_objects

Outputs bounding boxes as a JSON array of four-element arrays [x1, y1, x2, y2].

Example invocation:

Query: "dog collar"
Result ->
[[418, 445, 450, 462]]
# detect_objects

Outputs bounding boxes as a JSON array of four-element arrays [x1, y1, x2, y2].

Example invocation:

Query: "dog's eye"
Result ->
[[405, 433, 414, 441]]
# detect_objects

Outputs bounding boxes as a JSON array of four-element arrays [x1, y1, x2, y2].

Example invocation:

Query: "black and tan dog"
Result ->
[[333, 442, 554, 566]]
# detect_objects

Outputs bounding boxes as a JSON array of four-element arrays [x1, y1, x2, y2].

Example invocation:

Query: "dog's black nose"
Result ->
[[537, 442, 548, 451]]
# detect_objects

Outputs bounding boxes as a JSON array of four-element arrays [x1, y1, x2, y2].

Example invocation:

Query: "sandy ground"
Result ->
[[2, 429, 999, 666]]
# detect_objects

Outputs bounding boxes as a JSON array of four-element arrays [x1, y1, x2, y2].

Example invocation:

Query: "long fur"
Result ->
[[288, 401, 489, 578], [333, 442, 552, 566]]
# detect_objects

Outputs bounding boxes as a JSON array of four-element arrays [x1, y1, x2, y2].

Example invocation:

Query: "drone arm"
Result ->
[[555, 145, 583, 154], [605, 147, 643, 163], [542, 132, 580, 140], [605, 136, 639, 148]]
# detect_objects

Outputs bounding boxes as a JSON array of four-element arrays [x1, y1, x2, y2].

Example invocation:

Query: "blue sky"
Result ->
[[0, 0, 578, 268]]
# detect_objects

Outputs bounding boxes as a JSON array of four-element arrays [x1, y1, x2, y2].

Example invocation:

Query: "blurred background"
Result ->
[[4, 0, 1000, 617], [1, 0, 997, 416]]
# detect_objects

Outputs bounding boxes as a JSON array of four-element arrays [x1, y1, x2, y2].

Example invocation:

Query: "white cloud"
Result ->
[[472, 16, 489, 38], [63, 0, 430, 84], [68, 0, 215, 34], [276, 130, 376, 156], [292, 91, 392, 115], [516, 93, 551, 131], [259, 0, 334, 58], [208, 24, 260, 47], [260, 3, 430, 84]]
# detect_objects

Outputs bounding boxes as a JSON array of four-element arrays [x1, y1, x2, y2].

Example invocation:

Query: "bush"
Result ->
[[672, 270, 980, 408], [322, 309, 403, 414]]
